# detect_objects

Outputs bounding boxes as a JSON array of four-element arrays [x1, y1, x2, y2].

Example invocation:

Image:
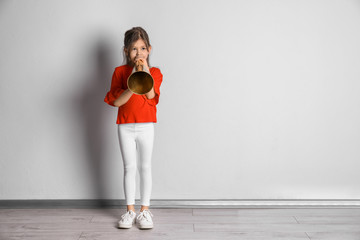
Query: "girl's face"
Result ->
[[126, 39, 151, 65]]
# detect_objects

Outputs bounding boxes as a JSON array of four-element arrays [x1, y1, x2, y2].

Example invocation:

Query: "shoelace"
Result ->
[[120, 210, 135, 222], [137, 210, 153, 222]]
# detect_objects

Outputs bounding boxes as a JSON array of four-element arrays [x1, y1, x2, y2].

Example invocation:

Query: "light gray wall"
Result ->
[[1, 0, 360, 200]]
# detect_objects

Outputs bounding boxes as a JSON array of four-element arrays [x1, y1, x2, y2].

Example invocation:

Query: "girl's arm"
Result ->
[[145, 87, 155, 99], [113, 89, 133, 107], [145, 68, 162, 105]]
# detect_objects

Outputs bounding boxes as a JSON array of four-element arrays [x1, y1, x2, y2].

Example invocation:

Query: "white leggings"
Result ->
[[117, 122, 154, 206]]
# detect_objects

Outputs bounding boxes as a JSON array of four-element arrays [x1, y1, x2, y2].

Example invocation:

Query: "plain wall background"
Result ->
[[1, 0, 360, 200]]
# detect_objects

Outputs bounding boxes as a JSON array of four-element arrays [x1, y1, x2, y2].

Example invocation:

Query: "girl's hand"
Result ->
[[135, 57, 149, 72]]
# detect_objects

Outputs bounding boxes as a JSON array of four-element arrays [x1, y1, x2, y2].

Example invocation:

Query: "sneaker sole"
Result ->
[[138, 223, 153, 230], [118, 218, 136, 229], [118, 224, 132, 229]]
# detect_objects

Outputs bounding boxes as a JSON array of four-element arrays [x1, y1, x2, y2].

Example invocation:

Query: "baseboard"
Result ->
[[1, 199, 360, 209]]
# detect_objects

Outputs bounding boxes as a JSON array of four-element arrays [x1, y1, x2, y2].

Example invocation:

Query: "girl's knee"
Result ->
[[124, 164, 137, 174], [139, 164, 151, 174]]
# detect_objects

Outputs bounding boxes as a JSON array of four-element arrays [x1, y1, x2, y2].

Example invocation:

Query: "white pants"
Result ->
[[117, 122, 154, 206]]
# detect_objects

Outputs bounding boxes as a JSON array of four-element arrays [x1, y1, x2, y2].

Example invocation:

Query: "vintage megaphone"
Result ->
[[127, 60, 154, 95]]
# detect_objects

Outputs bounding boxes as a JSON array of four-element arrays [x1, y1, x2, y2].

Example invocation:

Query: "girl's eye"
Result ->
[[142, 47, 146, 50]]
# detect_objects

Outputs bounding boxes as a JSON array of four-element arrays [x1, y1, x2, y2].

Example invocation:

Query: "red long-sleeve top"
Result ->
[[104, 64, 163, 124]]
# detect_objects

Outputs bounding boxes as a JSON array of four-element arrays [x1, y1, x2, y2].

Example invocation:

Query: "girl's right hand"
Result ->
[[135, 58, 149, 72]]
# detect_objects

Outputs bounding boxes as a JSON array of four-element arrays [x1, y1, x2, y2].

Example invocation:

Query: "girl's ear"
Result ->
[[124, 47, 130, 63], [148, 45, 152, 54]]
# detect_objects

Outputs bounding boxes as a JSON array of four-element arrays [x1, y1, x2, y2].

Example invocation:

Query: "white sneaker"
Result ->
[[136, 210, 154, 229], [118, 210, 136, 229]]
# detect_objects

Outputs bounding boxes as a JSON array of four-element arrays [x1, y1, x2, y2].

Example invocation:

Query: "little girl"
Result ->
[[104, 27, 163, 230]]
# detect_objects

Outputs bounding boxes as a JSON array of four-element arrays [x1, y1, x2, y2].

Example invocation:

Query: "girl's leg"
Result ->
[[118, 124, 137, 208], [127, 205, 135, 211], [140, 205, 149, 212], [135, 123, 154, 209]]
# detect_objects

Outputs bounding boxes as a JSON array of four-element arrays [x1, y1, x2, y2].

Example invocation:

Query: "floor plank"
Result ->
[[0, 215, 93, 223], [306, 231, 360, 240], [296, 216, 360, 224], [194, 222, 360, 233], [193, 208, 360, 216], [0, 231, 81, 240]]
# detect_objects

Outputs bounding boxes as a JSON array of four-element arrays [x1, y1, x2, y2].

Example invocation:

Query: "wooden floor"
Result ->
[[1, 208, 360, 239]]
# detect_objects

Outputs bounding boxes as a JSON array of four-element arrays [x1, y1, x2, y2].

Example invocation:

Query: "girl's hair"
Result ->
[[123, 27, 151, 66]]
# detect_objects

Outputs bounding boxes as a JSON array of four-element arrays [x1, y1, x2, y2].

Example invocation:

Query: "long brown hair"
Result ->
[[123, 27, 151, 67]]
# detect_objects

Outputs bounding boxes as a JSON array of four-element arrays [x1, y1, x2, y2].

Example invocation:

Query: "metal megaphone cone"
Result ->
[[127, 60, 154, 95]]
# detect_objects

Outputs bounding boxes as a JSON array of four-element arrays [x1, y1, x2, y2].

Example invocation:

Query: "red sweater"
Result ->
[[104, 65, 163, 124]]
